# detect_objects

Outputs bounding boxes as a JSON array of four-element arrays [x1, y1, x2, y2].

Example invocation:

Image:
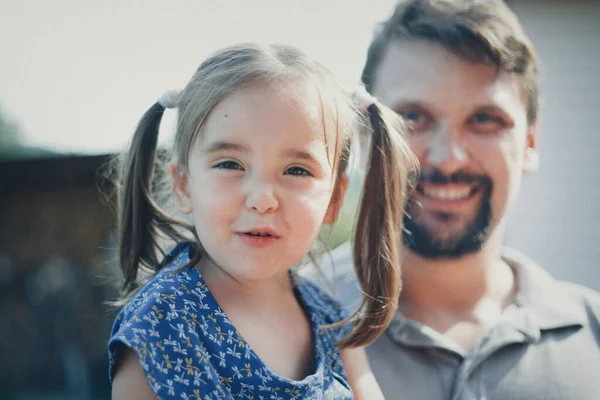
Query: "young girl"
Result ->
[[109, 43, 415, 399]]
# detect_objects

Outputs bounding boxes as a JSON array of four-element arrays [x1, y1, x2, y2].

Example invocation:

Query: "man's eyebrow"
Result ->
[[389, 100, 431, 111], [474, 104, 508, 113], [472, 104, 515, 121], [203, 141, 248, 154]]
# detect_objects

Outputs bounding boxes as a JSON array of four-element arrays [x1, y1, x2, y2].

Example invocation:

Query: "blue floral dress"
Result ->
[[108, 244, 354, 399]]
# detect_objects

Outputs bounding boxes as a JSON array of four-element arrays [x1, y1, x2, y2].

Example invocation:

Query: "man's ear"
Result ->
[[170, 163, 193, 214], [523, 121, 539, 173], [323, 173, 349, 225]]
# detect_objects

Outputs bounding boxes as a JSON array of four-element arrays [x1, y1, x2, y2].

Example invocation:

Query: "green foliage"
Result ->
[[318, 172, 364, 251], [0, 106, 24, 155], [0, 106, 57, 160]]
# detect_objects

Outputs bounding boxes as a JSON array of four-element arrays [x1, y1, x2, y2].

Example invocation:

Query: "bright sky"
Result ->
[[0, 0, 395, 154]]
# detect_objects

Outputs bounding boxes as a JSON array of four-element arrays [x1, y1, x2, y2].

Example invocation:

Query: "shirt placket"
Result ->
[[450, 311, 540, 400]]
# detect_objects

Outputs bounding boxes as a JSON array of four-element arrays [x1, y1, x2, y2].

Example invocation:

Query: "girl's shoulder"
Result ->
[[113, 245, 203, 328], [108, 244, 232, 398], [121, 244, 200, 311], [107, 244, 217, 380]]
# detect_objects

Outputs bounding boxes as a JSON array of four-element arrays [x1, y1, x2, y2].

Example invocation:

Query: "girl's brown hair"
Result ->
[[116, 43, 417, 348]]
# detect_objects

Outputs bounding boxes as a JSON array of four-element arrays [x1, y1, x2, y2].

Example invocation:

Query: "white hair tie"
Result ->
[[158, 89, 181, 109], [353, 86, 377, 112]]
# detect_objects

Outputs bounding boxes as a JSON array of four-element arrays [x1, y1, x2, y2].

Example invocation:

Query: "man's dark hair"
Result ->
[[361, 0, 538, 124]]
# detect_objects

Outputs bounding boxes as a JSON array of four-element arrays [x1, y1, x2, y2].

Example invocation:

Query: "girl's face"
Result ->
[[173, 84, 345, 283]]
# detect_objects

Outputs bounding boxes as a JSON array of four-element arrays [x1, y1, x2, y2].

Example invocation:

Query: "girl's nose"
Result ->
[[244, 179, 279, 214]]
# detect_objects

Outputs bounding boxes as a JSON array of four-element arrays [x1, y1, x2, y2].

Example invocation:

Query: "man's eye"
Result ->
[[401, 111, 425, 122], [398, 110, 429, 132], [285, 166, 311, 176], [214, 160, 243, 170], [471, 113, 502, 125]]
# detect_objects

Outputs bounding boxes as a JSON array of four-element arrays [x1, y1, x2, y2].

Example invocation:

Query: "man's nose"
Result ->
[[425, 124, 468, 174]]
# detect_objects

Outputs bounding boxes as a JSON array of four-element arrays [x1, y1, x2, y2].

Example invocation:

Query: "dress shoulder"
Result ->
[[293, 272, 355, 345], [107, 245, 227, 398]]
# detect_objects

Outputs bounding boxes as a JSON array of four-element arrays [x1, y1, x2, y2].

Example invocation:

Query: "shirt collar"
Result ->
[[504, 247, 587, 331], [387, 248, 587, 348]]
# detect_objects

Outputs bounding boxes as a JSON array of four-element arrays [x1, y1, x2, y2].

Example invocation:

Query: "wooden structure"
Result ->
[[0, 154, 119, 397]]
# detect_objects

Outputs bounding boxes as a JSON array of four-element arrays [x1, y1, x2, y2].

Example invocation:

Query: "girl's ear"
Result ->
[[323, 173, 349, 225], [170, 163, 193, 214]]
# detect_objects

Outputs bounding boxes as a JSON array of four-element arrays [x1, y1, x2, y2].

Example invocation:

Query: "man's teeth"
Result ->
[[248, 232, 271, 237], [423, 188, 471, 200]]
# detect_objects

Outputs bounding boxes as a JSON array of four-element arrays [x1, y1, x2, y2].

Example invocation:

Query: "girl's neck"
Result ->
[[197, 256, 293, 302], [196, 254, 315, 381]]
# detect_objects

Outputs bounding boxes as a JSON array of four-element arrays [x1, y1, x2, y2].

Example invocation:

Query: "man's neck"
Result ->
[[399, 227, 516, 316], [398, 228, 518, 352]]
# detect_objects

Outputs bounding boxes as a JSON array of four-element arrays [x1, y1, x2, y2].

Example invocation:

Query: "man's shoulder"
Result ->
[[293, 272, 345, 318], [299, 242, 362, 312], [557, 280, 600, 319], [504, 247, 600, 327], [301, 242, 354, 280]]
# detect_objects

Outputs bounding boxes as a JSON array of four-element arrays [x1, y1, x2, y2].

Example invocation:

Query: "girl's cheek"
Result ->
[[293, 193, 336, 223]]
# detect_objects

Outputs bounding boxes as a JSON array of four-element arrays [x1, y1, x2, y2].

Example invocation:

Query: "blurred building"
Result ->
[[0, 154, 118, 399]]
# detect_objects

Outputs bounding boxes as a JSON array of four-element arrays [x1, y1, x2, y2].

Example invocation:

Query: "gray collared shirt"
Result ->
[[300, 244, 600, 400]]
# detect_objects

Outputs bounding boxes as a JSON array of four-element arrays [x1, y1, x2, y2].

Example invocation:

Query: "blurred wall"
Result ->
[[506, 0, 600, 290]]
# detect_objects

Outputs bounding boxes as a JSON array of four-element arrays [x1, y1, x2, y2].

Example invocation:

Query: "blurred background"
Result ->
[[1, 0, 598, 398]]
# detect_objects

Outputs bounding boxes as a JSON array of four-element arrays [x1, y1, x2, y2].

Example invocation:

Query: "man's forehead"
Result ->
[[372, 39, 527, 114]]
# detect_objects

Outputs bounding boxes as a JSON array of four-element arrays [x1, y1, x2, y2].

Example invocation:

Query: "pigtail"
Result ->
[[117, 102, 193, 298], [339, 103, 416, 348]]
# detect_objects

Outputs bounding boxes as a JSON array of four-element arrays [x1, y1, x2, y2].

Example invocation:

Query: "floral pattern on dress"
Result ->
[[108, 244, 354, 399]]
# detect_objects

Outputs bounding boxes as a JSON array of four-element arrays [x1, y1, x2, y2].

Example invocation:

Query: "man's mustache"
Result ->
[[417, 168, 492, 186]]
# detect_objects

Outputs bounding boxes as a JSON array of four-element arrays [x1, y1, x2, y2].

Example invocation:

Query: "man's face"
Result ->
[[371, 39, 537, 259]]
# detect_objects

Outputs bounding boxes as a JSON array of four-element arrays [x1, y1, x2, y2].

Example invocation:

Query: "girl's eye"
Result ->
[[285, 166, 311, 176], [214, 160, 243, 170]]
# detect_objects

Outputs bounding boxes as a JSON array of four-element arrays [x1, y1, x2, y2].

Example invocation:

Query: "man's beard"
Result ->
[[402, 169, 493, 259]]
